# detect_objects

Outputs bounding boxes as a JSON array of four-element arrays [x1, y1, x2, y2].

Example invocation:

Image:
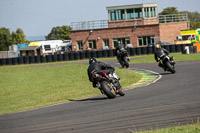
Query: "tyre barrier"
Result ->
[[69, 52, 75, 60], [29, 56, 35, 64], [46, 55, 52, 63], [85, 51, 92, 59], [136, 47, 142, 55], [52, 54, 57, 62], [57, 54, 63, 61], [23, 56, 29, 64], [0, 58, 6, 65], [147, 47, 153, 54], [170, 45, 176, 53], [130, 48, 136, 56], [0, 44, 195, 66], [91, 51, 97, 58], [97, 50, 103, 58], [102, 50, 108, 57], [74, 52, 80, 60], [141, 47, 148, 55], [63, 53, 69, 61], [175, 45, 181, 52], [40, 56, 46, 63], [80, 51, 85, 60], [35, 56, 41, 63]]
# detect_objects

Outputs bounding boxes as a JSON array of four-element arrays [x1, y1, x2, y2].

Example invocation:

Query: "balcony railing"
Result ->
[[71, 13, 188, 31]]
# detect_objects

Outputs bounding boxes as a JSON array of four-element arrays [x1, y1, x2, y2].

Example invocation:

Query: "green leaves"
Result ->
[[45, 25, 71, 40]]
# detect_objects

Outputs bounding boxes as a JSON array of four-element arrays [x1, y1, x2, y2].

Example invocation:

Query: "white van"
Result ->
[[40, 40, 64, 55]]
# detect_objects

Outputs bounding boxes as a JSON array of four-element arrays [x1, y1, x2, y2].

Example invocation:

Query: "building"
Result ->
[[70, 3, 190, 51]]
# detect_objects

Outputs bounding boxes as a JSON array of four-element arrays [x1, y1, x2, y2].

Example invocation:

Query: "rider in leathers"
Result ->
[[154, 44, 169, 71], [87, 58, 122, 91], [116, 41, 128, 63]]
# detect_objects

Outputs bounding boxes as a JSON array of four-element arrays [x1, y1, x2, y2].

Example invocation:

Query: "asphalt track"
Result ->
[[0, 61, 200, 133]]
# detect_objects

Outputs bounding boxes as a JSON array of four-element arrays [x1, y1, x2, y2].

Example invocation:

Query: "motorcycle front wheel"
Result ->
[[100, 80, 116, 99], [165, 61, 176, 73]]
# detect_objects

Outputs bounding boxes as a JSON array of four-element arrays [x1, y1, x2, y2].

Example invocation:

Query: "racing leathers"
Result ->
[[154, 48, 169, 70], [87, 61, 118, 88]]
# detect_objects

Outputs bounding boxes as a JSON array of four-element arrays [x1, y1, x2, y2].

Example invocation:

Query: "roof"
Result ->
[[106, 3, 158, 10], [28, 41, 40, 46], [20, 46, 39, 51]]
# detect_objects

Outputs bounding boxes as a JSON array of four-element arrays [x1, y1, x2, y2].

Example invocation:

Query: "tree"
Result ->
[[45, 25, 71, 40], [159, 7, 179, 15], [12, 28, 29, 44], [0, 27, 12, 51]]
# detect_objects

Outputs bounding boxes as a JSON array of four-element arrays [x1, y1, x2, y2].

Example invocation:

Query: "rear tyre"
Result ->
[[165, 61, 175, 73], [100, 81, 116, 99]]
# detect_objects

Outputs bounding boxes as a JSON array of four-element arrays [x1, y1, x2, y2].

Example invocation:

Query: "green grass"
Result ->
[[136, 122, 200, 133], [0, 64, 141, 115], [130, 53, 200, 64]]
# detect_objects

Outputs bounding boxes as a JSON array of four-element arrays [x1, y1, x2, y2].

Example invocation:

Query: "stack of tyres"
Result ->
[[91, 51, 97, 58], [23, 56, 29, 64], [175, 45, 181, 52], [0, 58, 6, 65], [46, 55, 52, 63], [69, 52, 75, 60], [147, 47, 153, 54], [63, 53, 69, 61], [52, 54, 57, 62], [102, 50, 108, 57], [12, 57, 18, 65], [97, 50, 103, 58], [141, 47, 147, 55], [80, 51, 85, 60], [108, 49, 114, 57], [136, 47, 142, 55], [130, 48, 136, 56], [40, 55, 46, 63], [18, 56, 24, 64], [29, 56, 35, 64], [74, 52, 80, 60], [57, 54, 63, 61], [170, 45, 176, 53], [35, 56, 41, 63]]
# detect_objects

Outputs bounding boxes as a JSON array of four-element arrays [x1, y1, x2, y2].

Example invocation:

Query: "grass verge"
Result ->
[[0, 64, 141, 115]]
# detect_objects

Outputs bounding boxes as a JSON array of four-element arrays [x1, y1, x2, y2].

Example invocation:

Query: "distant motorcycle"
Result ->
[[117, 49, 130, 68], [158, 54, 176, 73], [92, 70, 125, 98]]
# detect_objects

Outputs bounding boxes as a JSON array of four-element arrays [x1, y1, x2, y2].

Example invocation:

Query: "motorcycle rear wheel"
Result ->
[[100, 81, 116, 99]]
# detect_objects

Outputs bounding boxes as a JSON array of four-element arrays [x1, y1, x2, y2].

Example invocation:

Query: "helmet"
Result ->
[[155, 44, 161, 49], [89, 57, 97, 65]]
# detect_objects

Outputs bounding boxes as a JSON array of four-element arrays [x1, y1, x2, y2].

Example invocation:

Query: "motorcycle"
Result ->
[[92, 70, 125, 98], [117, 49, 130, 68], [158, 54, 176, 73]]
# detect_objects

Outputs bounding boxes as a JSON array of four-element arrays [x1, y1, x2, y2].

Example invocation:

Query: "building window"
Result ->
[[113, 37, 130, 48], [117, 9, 125, 20], [77, 41, 83, 50], [110, 10, 117, 21], [88, 40, 96, 49], [44, 45, 51, 51], [127, 9, 134, 19], [103, 39, 109, 48], [138, 36, 155, 46], [135, 8, 142, 18], [144, 7, 149, 18]]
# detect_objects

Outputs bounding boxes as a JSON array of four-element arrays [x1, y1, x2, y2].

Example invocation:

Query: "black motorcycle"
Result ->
[[92, 70, 125, 98], [117, 49, 130, 68], [158, 54, 176, 73]]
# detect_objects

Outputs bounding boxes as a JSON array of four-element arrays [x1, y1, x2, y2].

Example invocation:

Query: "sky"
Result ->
[[0, 0, 199, 40]]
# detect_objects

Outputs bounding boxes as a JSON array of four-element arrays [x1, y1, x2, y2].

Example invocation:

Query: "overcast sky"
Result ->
[[0, 0, 199, 38]]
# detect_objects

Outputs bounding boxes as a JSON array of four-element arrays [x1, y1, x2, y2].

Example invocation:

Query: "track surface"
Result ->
[[0, 61, 200, 133]]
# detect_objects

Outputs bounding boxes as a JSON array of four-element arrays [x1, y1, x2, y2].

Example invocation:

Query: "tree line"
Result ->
[[0, 7, 200, 51]]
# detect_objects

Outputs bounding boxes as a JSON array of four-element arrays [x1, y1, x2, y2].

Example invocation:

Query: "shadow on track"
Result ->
[[68, 97, 108, 102]]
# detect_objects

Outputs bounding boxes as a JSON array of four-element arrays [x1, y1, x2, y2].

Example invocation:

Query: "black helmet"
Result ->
[[89, 57, 97, 65]]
